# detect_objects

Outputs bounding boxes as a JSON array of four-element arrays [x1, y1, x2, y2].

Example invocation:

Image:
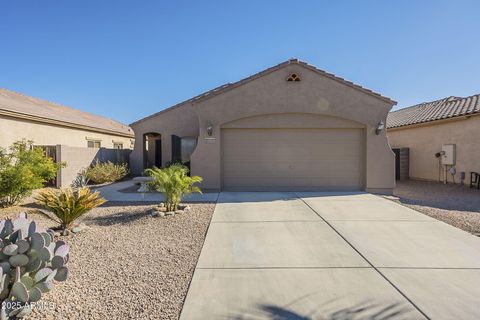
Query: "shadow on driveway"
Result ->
[[231, 301, 415, 320]]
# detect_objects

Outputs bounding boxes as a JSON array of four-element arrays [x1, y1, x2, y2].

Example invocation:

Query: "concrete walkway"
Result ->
[[180, 192, 480, 320]]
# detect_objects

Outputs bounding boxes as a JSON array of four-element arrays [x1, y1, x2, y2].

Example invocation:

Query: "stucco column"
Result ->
[[365, 124, 395, 194], [190, 120, 222, 190]]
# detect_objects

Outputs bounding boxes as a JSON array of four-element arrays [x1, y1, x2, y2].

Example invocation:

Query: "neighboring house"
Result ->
[[130, 59, 396, 194], [0, 88, 135, 186], [0, 88, 134, 149], [387, 94, 480, 185]]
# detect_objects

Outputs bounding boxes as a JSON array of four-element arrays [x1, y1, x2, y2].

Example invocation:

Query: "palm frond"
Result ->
[[35, 187, 106, 230], [145, 164, 202, 211]]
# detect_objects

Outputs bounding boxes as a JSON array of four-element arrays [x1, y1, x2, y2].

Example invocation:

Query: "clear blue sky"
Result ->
[[1, 1, 479, 124]]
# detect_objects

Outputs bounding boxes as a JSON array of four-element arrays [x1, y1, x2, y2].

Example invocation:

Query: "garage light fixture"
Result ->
[[375, 121, 385, 135], [206, 123, 214, 137]]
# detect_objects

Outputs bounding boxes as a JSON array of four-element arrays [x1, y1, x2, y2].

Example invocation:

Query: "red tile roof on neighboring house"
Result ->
[[0, 88, 134, 137], [131, 58, 396, 126], [387, 94, 480, 129]]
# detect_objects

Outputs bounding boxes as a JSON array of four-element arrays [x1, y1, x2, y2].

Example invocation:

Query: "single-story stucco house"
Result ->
[[0, 88, 135, 186], [387, 94, 480, 185], [130, 59, 397, 194]]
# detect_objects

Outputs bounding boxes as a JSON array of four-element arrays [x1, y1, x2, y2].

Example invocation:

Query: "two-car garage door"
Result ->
[[221, 128, 365, 191]]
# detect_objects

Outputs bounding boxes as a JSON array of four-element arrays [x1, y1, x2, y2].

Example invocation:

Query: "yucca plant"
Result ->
[[145, 164, 202, 211], [34, 187, 106, 231], [71, 170, 90, 188]]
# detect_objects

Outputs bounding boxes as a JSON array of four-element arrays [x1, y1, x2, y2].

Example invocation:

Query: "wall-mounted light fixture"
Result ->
[[206, 123, 214, 137], [375, 121, 385, 135]]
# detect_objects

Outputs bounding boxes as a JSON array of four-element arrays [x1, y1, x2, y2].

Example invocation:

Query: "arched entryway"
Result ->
[[143, 132, 162, 169]]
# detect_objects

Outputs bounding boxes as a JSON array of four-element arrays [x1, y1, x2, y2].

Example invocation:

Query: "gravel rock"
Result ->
[[178, 205, 190, 211], [1, 201, 215, 319], [151, 210, 166, 218], [71, 227, 82, 233], [392, 180, 480, 234]]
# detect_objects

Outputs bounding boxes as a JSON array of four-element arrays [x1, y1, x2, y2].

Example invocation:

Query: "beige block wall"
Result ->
[[56, 146, 100, 187], [387, 116, 480, 184], [0, 115, 133, 150], [56, 145, 131, 187]]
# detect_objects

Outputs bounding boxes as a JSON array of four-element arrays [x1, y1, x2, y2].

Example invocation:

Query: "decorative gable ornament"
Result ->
[[286, 73, 301, 82]]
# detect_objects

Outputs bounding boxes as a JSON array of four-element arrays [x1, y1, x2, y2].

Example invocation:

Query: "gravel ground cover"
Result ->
[[392, 180, 480, 235], [0, 201, 215, 320]]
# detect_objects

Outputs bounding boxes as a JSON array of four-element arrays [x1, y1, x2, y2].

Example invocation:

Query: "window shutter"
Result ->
[[171, 135, 182, 163]]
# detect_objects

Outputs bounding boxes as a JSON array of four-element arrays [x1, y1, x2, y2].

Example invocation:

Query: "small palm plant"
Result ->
[[145, 164, 202, 211], [35, 187, 106, 231]]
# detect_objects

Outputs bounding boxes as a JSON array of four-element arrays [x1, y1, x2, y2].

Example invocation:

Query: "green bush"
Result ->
[[0, 140, 59, 207], [35, 187, 106, 230], [145, 164, 202, 211], [85, 161, 128, 184]]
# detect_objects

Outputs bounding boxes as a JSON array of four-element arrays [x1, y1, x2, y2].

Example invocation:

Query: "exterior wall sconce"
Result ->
[[206, 123, 214, 137], [375, 121, 385, 135]]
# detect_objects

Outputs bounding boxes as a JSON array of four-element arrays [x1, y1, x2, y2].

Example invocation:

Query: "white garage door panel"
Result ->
[[222, 128, 365, 190]]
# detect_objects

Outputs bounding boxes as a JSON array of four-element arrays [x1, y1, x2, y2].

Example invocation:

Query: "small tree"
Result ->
[[145, 164, 202, 211], [35, 187, 106, 231], [0, 140, 59, 207]]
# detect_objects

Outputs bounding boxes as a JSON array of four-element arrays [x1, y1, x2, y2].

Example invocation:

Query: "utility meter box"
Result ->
[[442, 144, 456, 165]]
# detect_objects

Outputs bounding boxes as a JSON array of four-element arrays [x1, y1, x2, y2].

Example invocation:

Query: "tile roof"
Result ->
[[0, 89, 134, 137], [131, 58, 396, 126], [387, 94, 480, 129]]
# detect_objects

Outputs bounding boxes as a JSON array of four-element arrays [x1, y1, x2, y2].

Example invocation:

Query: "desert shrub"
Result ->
[[35, 187, 106, 230], [85, 161, 128, 184], [71, 170, 90, 188], [145, 164, 202, 211], [0, 213, 69, 319], [0, 140, 59, 207]]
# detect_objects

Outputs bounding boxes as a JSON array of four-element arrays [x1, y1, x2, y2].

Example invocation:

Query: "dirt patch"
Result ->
[[1, 200, 215, 320], [393, 180, 480, 235]]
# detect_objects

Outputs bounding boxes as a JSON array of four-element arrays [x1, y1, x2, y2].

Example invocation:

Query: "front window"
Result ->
[[181, 137, 197, 163], [87, 140, 101, 148], [113, 143, 123, 149]]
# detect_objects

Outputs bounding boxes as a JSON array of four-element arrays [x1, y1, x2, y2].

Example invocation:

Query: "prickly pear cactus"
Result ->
[[0, 213, 69, 319]]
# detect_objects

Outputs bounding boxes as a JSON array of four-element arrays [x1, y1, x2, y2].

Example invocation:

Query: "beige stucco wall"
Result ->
[[129, 104, 199, 174], [0, 115, 134, 150], [131, 63, 395, 193], [387, 115, 480, 184], [191, 64, 395, 193]]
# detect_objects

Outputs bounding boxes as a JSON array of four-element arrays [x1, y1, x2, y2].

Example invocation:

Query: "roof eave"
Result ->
[[387, 112, 480, 130], [0, 109, 134, 138]]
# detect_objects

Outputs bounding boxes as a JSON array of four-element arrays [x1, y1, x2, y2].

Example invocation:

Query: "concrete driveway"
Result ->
[[180, 192, 480, 320]]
